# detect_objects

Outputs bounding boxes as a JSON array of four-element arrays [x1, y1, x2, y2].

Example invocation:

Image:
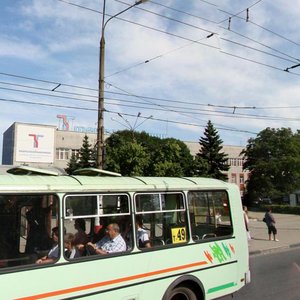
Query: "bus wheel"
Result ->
[[167, 286, 197, 300]]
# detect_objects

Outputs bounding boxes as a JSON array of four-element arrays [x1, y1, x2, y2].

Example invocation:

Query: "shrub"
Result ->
[[257, 204, 300, 215]]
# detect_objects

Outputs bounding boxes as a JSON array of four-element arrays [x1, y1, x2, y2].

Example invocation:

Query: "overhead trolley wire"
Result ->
[[220, 37, 299, 64], [218, 0, 264, 24], [57, 0, 220, 50], [1, 93, 299, 125], [0, 96, 257, 135], [106, 33, 216, 78], [2, 71, 300, 113], [218, 7, 300, 47], [2, 79, 294, 136], [219, 26, 300, 64], [147, 0, 218, 23], [114, 0, 217, 34], [57, 0, 300, 75], [107, 110, 257, 135]]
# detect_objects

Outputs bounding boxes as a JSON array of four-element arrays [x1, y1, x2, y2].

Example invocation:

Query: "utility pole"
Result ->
[[96, 0, 149, 169]]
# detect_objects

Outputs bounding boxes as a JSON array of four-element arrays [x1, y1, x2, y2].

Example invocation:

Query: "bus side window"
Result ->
[[0, 195, 59, 268], [135, 192, 188, 248], [188, 191, 233, 241], [63, 193, 132, 258]]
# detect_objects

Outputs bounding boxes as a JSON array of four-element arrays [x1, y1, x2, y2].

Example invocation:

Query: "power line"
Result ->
[[218, 0, 264, 24], [220, 37, 299, 64], [114, 0, 217, 34], [147, 0, 218, 24], [106, 33, 216, 78], [219, 50, 300, 76], [103, 82, 300, 123], [0, 96, 257, 135], [197, 0, 218, 7], [218, 7, 300, 47], [3, 81, 300, 123], [57, 0, 101, 14], [56, 0, 300, 75], [219, 25, 300, 64], [107, 110, 257, 134], [57, 0, 220, 50], [3, 72, 300, 112], [0, 71, 97, 92]]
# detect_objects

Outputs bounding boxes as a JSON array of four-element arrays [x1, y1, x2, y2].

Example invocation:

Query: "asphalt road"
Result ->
[[219, 247, 300, 300]]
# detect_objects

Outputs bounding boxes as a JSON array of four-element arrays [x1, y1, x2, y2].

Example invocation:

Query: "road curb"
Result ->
[[249, 243, 300, 256]]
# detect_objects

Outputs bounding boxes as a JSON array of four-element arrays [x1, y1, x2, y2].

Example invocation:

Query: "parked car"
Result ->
[[259, 197, 272, 204]]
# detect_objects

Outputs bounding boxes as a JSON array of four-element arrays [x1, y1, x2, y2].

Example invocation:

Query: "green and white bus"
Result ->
[[0, 166, 250, 300]]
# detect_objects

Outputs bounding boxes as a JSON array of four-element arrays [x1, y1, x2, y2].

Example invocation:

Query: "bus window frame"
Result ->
[[188, 189, 234, 242], [0, 193, 61, 269], [134, 191, 188, 247], [134, 191, 186, 214], [63, 193, 131, 219]]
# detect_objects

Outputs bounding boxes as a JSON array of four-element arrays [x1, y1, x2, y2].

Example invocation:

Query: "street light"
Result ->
[[96, 0, 149, 169]]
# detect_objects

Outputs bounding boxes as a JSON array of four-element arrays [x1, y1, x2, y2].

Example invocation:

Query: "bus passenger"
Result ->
[[136, 216, 151, 248], [73, 219, 89, 245], [64, 233, 81, 259], [36, 227, 59, 264], [26, 201, 53, 253], [86, 223, 126, 255]]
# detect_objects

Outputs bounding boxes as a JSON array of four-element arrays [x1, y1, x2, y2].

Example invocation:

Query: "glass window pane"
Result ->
[[100, 194, 129, 215], [135, 194, 160, 212], [0, 194, 59, 268], [65, 195, 97, 217], [163, 193, 184, 210], [135, 192, 188, 248], [138, 211, 188, 247], [188, 191, 233, 241], [135, 193, 184, 212]]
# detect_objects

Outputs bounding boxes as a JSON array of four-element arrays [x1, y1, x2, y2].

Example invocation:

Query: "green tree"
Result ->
[[196, 120, 229, 180], [78, 135, 96, 169], [65, 153, 79, 175], [153, 139, 184, 176], [105, 130, 194, 176], [242, 127, 300, 202], [191, 155, 209, 177], [105, 139, 150, 176], [65, 135, 96, 174]]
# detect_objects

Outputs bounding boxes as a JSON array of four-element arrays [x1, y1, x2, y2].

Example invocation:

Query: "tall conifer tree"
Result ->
[[78, 135, 96, 169], [65, 135, 96, 174], [197, 120, 229, 180]]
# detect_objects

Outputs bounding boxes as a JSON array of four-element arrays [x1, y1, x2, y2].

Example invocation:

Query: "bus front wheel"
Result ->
[[167, 286, 197, 300]]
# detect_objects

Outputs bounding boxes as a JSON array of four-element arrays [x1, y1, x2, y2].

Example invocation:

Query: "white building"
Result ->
[[184, 141, 249, 196]]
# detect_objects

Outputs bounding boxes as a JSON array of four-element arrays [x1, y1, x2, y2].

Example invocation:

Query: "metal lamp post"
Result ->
[[96, 0, 149, 169]]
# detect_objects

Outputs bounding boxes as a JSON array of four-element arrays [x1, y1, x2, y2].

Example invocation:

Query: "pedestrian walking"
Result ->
[[243, 206, 251, 240], [263, 208, 279, 241]]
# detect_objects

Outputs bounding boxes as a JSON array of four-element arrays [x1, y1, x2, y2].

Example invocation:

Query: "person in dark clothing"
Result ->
[[25, 201, 52, 253], [264, 208, 278, 242]]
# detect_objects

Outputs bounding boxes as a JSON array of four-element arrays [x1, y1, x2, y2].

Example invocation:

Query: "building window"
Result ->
[[240, 174, 244, 184], [71, 149, 79, 157], [56, 148, 72, 160], [231, 173, 236, 184]]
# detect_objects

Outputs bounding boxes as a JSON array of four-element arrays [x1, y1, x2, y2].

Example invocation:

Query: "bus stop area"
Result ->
[[247, 211, 300, 255]]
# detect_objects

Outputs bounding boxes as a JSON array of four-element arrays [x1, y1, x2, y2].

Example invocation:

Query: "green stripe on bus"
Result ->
[[207, 282, 237, 293]]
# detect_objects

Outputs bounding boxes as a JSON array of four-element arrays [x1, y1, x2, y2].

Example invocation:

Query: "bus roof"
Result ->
[[0, 173, 230, 193]]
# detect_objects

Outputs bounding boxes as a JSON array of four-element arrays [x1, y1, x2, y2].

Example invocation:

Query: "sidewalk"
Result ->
[[247, 211, 300, 255]]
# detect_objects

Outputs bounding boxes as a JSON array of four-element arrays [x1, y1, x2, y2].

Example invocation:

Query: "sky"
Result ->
[[1, 0, 300, 158]]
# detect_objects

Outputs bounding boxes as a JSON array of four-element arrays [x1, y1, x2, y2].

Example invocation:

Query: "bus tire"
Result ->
[[166, 286, 197, 300]]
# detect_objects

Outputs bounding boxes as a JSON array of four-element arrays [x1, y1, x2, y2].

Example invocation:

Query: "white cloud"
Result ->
[[0, 36, 46, 60]]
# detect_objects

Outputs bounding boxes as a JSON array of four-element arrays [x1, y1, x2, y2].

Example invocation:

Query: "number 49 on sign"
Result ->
[[171, 227, 187, 244]]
